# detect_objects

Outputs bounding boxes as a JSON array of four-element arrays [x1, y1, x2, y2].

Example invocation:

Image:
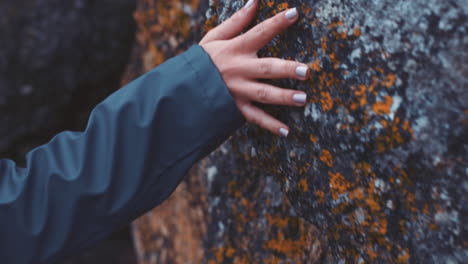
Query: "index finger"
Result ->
[[236, 7, 299, 52], [200, 0, 258, 44]]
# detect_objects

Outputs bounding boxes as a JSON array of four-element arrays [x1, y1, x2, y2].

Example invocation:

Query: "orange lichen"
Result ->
[[225, 246, 235, 258], [349, 101, 359, 110], [375, 117, 411, 152], [263, 237, 305, 258], [382, 74, 396, 88], [320, 91, 334, 111], [309, 59, 321, 71], [335, 30, 348, 40], [429, 223, 439, 231], [320, 149, 334, 167], [321, 36, 328, 53], [263, 216, 319, 261], [204, 14, 218, 32], [309, 134, 318, 143], [354, 84, 366, 96], [422, 204, 429, 214], [329, 172, 351, 200], [266, 215, 289, 229], [351, 84, 369, 107], [402, 120, 413, 135], [372, 95, 393, 114], [298, 178, 309, 192], [329, 52, 339, 64], [277, 2, 289, 10], [315, 190, 325, 203], [353, 26, 361, 37], [233, 255, 250, 264], [380, 119, 389, 128], [131, 0, 202, 71], [328, 20, 343, 29], [349, 187, 365, 200], [397, 250, 410, 263], [366, 196, 381, 212], [213, 246, 226, 262]]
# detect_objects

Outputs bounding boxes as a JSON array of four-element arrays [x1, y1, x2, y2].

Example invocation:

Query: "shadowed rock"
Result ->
[[0, 1, 137, 262], [0, 0, 136, 163]]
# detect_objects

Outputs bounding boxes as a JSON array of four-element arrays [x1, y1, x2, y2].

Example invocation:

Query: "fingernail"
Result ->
[[296, 65, 308, 77], [244, 0, 254, 9], [293, 93, 307, 104], [279, 128, 289, 137], [285, 8, 298, 20]]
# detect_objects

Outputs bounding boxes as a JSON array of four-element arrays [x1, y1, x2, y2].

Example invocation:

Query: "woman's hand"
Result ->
[[200, 0, 308, 137]]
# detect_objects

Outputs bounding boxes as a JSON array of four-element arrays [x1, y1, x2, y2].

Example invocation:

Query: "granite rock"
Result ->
[[128, 0, 467, 263], [204, 0, 467, 263], [122, 1, 211, 263]]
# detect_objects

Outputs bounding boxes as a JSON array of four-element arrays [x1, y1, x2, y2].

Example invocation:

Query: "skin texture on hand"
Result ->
[[200, 0, 309, 137]]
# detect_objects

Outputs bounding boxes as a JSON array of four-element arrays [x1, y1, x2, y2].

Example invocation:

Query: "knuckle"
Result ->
[[283, 91, 292, 104], [259, 61, 273, 75], [246, 114, 257, 125], [273, 13, 284, 24], [253, 23, 268, 38], [207, 30, 220, 41], [216, 31, 228, 41], [256, 86, 268, 101], [281, 61, 292, 74], [200, 32, 213, 43], [271, 14, 285, 28], [230, 12, 241, 23]]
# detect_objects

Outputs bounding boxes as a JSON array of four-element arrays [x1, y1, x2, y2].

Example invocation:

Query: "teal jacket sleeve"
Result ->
[[0, 45, 244, 264]]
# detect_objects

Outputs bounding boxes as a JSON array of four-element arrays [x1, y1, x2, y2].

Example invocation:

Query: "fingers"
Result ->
[[237, 7, 299, 52], [233, 81, 307, 106], [244, 58, 310, 80], [200, 0, 258, 44], [199, 3, 304, 137], [238, 102, 290, 137]]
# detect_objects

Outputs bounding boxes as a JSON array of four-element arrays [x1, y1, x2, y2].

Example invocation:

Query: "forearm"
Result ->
[[0, 45, 244, 263]]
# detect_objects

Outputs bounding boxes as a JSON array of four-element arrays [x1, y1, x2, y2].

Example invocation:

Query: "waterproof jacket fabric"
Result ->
[[0, 45, 245, 263]]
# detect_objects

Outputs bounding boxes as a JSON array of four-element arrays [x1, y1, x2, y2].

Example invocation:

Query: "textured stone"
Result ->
[[205, 1, 467, 263], [129, 0, 467, 263], [0, 0, 136, 163], [122, 1, 211, 263], [132, 164, 210, 264]]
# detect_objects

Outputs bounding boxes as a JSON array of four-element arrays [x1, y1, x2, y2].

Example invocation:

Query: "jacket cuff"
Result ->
[[179, 45, 245, 151]]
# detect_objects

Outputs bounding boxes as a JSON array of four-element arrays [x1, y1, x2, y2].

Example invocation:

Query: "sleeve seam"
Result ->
[[180, 46, 209, 99]]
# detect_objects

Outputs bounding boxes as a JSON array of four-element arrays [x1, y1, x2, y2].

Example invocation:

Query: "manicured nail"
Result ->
[[244, 0, 254, 9], [279, 128, 289, 137], [285, 8, 298, 20], [296, 65, 308, 77], [293, 93, 307, 104]]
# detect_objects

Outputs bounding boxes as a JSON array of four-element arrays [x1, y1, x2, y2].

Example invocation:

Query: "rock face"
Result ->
[[121, 1, 212, 263], [128, 0, 467, 263], [0, 0, 136, 163]]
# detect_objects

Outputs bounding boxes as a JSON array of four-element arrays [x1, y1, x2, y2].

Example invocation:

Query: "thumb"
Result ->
[[200, 0, 258, 44]]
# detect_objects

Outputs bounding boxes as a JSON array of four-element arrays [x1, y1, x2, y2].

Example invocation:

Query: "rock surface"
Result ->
[[120, 1, 212, 263], [0, 0, 136, 163], [127, 0, 467, 263]]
